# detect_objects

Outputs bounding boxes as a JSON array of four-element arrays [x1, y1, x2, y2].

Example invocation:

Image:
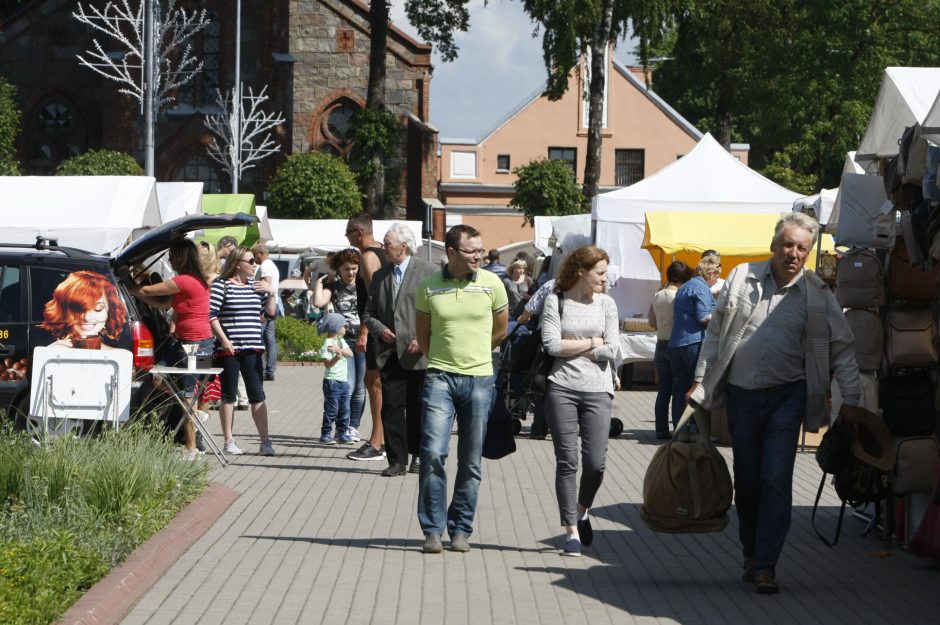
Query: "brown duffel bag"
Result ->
[[640, 406, 733, 533]]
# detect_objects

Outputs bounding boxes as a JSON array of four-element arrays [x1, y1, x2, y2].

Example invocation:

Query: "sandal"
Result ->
[[754, 571, 779, 595]]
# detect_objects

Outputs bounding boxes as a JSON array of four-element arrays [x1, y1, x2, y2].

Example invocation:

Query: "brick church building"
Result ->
[[0, 0, 439, 220]]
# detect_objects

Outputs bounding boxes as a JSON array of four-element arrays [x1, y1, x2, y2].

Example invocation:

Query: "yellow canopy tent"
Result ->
[[642, 211, 835, 282]]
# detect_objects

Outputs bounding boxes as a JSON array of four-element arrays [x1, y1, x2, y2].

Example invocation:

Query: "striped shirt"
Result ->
[[209, 278, 268, 352]]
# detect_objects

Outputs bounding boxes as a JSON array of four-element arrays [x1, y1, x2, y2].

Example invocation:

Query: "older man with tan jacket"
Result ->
[[688, 211, 863, 595]]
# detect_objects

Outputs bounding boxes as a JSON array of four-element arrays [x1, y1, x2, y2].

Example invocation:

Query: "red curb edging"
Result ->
[[57, 483, 241, 625]]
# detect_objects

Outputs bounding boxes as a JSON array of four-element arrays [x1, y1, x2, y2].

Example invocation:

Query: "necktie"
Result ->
[[393, 265, 403, 300]]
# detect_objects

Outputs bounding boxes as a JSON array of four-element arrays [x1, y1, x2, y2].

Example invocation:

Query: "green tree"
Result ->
[[510, 158, 586, 226], [521, 0, 673, 201], [55, 149, 143, 176], [652, 0, 940, 190], [266, 152, 362, 219], [404, 0, 474, 63], [0, 77, 21, 175]]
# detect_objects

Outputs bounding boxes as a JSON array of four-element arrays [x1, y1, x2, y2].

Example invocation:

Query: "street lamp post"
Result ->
[[143, 0, 155, 177], [232, 0, 242, 193]]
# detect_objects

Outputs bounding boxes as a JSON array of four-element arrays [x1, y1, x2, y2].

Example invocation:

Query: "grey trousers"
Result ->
[[544, 382, 612, 526]]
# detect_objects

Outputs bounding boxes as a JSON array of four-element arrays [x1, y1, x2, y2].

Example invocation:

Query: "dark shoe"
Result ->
[[381, 463, 407, 477], [754, 571, 779, 594], [347, 443, 386, 461], [264, 373, 275, 381], [408, 456, 421, 473], [655, 431, 670, 440], [577, 517, 593, 546], [235, 402, 248, 411], [422, 534, 443, 554], [562, 537, 581, 557], [450, 535, 471, 552], [742, 558, 755, 583]]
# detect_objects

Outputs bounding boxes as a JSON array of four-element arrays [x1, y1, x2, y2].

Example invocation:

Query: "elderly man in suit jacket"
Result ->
[[363, 223, 437, 477]]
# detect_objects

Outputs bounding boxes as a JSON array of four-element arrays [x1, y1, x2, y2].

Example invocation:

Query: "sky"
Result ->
[[388, 0, 637, 142]]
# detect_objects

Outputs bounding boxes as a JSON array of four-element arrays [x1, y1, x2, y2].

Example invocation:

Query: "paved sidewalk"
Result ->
[[121, 366, 940, 625]]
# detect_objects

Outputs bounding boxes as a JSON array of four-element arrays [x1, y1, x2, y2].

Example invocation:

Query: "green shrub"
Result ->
[[265, 152, 362, 219], [510, 158, 586, 226], [275, 315, 324, 361], [55, 149, 143, 176], [0, 77, 21, 175], [0, 426, 208, 625]]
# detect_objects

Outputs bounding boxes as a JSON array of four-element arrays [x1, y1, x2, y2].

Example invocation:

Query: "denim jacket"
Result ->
[[669, 276, 714, 348]]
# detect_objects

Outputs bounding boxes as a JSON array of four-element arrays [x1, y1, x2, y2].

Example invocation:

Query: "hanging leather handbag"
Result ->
[[884, 307, 937, 369], [844, 308, 883, 371], [889, 239, 940, 302], [835, 247, 884, 309], [881, 369, 937, 436]]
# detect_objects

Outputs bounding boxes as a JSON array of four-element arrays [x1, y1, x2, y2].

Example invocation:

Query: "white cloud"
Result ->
[[389, 1, 637, 140]]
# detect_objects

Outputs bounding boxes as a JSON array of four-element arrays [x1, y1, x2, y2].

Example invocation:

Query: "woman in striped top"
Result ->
[[210, 246, 278, 456]]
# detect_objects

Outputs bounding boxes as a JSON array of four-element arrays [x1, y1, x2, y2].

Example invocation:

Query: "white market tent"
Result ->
[[855, 67, 940, 163], [265, 219, 424, 253], [591, 133, 801, 317], [155, 182, 203, 223], [255, 205, 273, 244], [0, 176, 160, 255]]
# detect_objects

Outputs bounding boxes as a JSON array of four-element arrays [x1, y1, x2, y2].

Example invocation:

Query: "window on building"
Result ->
[[28, 100, 84, 174], [451, 151, 477, 178], [548, 147, 576, 175], [496, 154, 510, 172], [615, 149, 645, 186], [173, 154, 223, 193], [176, 12, 220, 110], [317, 98, 361, 159]]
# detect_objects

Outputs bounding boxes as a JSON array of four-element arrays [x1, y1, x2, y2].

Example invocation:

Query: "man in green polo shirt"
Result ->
[[415, 224, 508, 554]]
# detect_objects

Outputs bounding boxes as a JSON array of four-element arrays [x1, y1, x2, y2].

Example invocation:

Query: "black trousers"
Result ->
[[380, 353, 425, 466]]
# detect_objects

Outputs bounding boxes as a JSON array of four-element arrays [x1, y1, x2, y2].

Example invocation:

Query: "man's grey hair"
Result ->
[[385, 222, 416, 254], [774, 211, 819, 246]]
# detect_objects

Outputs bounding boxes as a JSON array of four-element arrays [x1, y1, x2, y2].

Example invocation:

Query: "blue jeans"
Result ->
[[262, 318, 277, 376], [653, 339, 672, 434], [726, 380, 806, 577], [344, 338, 366, 429], [322, 379, 351, 436], [417, 369, 495, 538], [669, 342, 701, 429]]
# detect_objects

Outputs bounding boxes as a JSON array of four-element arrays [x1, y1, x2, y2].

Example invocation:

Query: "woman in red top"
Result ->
[[131, 239, 212, 453]]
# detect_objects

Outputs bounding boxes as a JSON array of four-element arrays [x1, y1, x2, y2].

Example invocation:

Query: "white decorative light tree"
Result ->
[[73, 0, 211, 176], [203, 85, 285, 191]]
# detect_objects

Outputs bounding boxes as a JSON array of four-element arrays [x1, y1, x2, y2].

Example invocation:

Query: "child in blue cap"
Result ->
[[317, 313, 354, 443]]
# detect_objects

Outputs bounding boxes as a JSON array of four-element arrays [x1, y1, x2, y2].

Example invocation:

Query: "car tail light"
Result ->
[[132, 321, 155, 371]]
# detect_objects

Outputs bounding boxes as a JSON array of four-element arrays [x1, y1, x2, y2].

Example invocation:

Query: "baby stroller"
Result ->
[[493, 320, 538, 435]]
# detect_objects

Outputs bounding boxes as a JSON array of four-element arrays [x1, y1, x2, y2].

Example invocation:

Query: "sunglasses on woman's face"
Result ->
[[239, 257, 257, 265]]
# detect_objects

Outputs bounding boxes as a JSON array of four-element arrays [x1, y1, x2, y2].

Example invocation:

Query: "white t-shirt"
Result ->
[[257, 258, 280, 293]]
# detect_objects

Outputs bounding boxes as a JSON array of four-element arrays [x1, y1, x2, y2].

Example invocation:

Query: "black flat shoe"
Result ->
[[408, 456, 421, 473], [577, 516, 593, 546], [381, 463, 407, 477]]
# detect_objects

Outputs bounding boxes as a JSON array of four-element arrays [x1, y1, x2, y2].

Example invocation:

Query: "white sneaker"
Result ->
[[347, 427, 361, 442], [259, 439, 276, 456], [223, 440, 243, 455]]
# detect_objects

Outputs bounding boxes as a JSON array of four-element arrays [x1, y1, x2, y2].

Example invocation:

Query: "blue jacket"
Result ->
[[669, 276, 714, 348]]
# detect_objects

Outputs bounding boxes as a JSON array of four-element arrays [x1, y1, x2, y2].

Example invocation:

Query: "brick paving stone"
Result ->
[[117, 366, 940, 625]]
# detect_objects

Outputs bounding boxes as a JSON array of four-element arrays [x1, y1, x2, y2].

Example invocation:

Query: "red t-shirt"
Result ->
[[171, 274, 212, 340]]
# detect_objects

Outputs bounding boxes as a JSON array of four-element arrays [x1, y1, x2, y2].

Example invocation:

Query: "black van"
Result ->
[[0, 213, 256, 435]]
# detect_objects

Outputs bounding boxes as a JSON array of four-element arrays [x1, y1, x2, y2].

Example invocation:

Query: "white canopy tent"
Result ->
[[591, 133, 801, 316], [265, 219, 424, 253], [855, 67, 940, 163], [0, 176, 160, 255], [255, 205, 273, 245], [155, 182, 203, 223]]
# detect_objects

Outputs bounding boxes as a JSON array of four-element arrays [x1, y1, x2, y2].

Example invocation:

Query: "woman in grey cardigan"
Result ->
[[541, 245, 620, 557]]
